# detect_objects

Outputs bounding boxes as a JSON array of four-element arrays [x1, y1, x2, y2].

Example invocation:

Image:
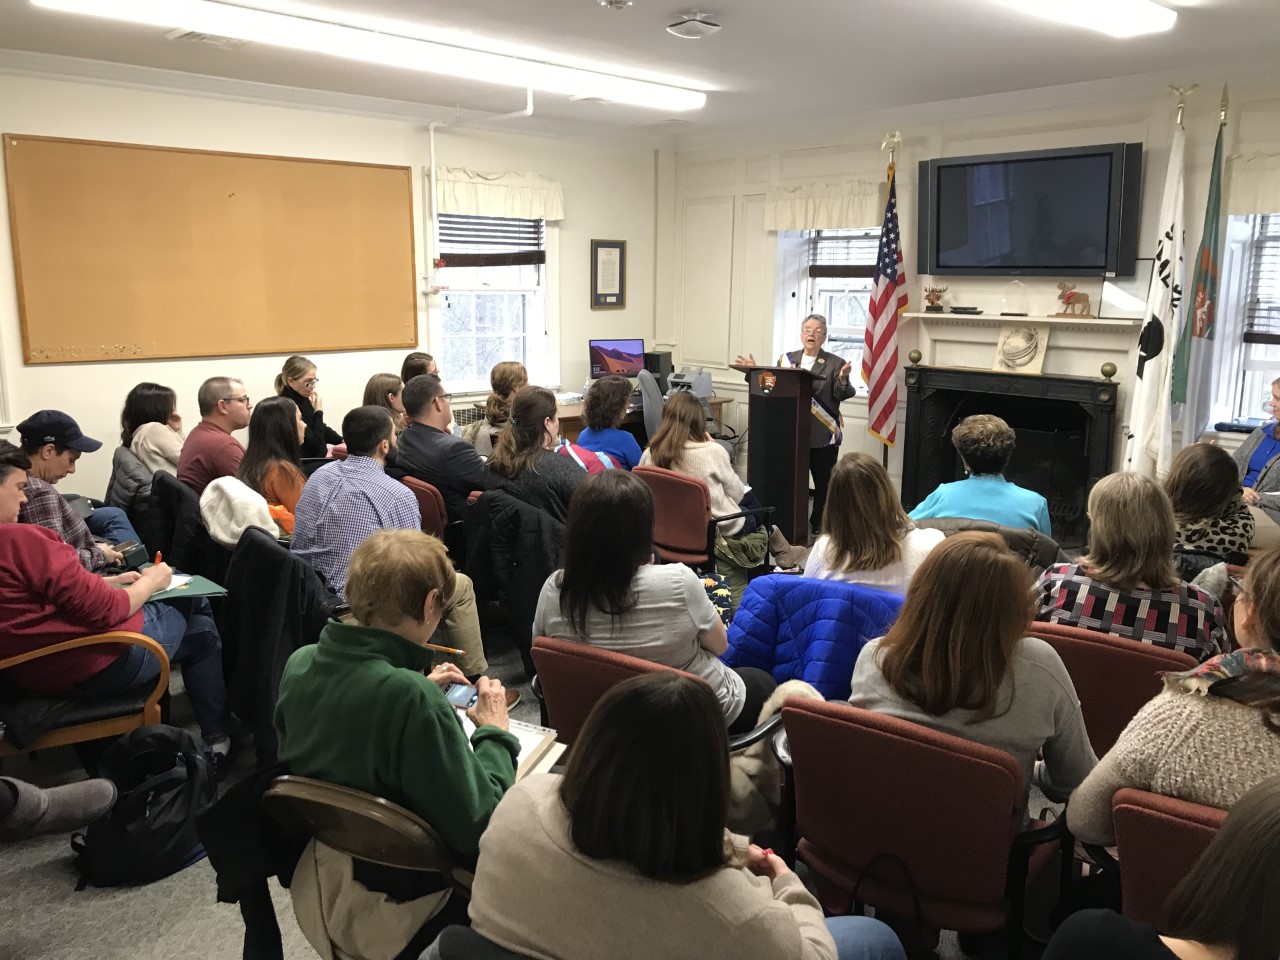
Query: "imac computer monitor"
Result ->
[[589, 338, 644, 378]]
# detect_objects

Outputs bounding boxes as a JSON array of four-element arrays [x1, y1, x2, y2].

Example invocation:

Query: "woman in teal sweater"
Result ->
[[276, 529, 518, 958]]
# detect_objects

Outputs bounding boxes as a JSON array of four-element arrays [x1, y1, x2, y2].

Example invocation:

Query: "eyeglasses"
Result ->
[[295, 377, 319, 389], [1231, 575, 1249, 599], [223, 395, 252, 406]]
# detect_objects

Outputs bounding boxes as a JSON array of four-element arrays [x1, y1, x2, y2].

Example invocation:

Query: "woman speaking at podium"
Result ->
[[736, 314, 855, 539]]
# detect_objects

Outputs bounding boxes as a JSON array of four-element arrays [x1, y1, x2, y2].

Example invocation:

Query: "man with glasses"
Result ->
[[177, 377, 252, 495], [397, 374, 487, 523]]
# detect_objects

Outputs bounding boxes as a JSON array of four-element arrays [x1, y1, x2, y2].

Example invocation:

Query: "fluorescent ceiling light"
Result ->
[[31, 0, 708, 111], [990, 0, 1176, 38]]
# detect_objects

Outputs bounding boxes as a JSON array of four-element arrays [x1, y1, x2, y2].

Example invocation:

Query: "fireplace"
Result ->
[[901, 365, 1117, 548]]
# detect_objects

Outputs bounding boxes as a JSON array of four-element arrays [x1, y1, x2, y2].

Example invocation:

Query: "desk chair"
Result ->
[[780, 699, 1072, 958], [0, 633, 169, 761], [529, 635, 781, 753], [1027, 621, 1197, 756], [1112, 788, 1225, 925], [636, 369, 664, 439], [632, 465, 773, 572]]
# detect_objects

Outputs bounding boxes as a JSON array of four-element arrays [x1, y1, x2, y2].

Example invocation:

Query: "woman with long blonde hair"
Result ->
[[804, 453, 943, 593], [850, 531, 1096, 821], [362, 373, 406, 433], [275, 354, 342, 458], [1035, 472, 1227, 662]]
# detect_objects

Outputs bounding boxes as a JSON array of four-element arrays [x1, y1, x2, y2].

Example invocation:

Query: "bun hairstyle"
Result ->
[[274, 355, 315, 395]]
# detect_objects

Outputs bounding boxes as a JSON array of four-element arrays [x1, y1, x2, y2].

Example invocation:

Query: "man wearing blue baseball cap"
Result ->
[[17, 410, 141, 573]]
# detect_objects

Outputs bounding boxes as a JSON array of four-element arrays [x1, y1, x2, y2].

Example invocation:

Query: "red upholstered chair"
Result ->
[[400, 476, 448, 540], [1112, 788, 1226, 925], [530, 635, 781, 751], [780, 698, 1070, 956], [1028, 621, 1197, 756], [632, 464, 771, 570]]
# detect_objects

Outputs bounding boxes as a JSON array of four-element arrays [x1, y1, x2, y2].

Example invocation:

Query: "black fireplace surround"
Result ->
[[901, 366, 1117, 548]]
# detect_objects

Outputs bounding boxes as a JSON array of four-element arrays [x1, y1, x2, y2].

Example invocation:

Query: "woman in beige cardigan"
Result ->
[[462, 674, 905, 960], [1067, 548, 1280, 845]]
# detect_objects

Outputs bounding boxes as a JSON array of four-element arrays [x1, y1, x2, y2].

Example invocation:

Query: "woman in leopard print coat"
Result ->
[[1166, 443, 1254, 559]]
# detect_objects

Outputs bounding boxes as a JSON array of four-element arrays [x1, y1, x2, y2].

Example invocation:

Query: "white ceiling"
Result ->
[[1, 0, 1277, 139]]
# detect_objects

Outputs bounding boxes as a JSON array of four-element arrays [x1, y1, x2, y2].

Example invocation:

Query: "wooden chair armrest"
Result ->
[[0, 632, 171, 717]]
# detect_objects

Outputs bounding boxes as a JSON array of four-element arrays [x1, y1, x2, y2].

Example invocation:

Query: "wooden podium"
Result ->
[[732, 364, 823, 543]]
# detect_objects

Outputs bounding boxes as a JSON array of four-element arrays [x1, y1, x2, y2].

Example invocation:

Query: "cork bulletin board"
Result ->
[[3, 134, 417, 363]]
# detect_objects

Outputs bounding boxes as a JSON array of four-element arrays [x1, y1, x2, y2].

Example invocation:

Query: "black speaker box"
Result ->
[[643, 350, 673, 394]]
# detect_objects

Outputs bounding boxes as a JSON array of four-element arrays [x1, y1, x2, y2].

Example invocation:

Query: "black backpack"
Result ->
[[71, 723, 216, 888]]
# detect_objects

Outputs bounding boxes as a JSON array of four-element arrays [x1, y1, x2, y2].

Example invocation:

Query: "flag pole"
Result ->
[[878, 131, 903, 470]]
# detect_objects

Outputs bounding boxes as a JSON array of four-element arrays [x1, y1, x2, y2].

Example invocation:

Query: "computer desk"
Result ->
[[557, 396, 731, 443]]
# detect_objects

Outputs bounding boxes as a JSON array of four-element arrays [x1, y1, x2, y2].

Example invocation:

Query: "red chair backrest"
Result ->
[[400, 477, 448, 540], [782, 699, 1021, 928], [1112, 787, 1226, 925], [632, 465, 712, 564], [1028, 621, 1197, 756], [531, 635, 692, 746]]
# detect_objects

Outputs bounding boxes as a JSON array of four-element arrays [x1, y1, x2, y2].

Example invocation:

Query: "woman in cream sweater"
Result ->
[[1068, 548, 1280, 846], [122, 382, 185, 474], [463, 673, 905, 960]]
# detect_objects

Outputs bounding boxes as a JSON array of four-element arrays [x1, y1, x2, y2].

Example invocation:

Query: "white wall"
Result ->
[[0, 73, 656, 497], [663, 82, 1280, 479]]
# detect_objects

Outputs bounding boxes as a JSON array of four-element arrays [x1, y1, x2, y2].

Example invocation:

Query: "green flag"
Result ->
[[1171, 120, 1224, 440]]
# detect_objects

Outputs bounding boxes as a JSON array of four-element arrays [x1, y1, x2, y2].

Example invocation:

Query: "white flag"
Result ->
[[1125, 124, 1185, 480]]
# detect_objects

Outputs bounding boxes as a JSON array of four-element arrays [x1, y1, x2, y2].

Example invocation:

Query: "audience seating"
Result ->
[[724, 574, 903, 700], [428, 926, 535, 960], [0, 633, 169, 759], [264, 774, 469, 887], [1112, 787, 1226, 925], [1028, 621, 1197, 756], [914, 516, 1061, 572], [151, 471, 231, 585], [780, 698, 1071, 957], [530, 635, 781, 753], [401, 476, 466, 562], [298, 457, 332, 477], [221, 526, 342, 764], [633, 464, 773, 571]]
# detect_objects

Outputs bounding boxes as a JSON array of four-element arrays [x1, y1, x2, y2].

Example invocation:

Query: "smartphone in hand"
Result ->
[[444, 682, 479, 709]]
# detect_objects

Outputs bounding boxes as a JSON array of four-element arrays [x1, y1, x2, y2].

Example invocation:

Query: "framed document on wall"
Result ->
[[591, 239, 626, 310]]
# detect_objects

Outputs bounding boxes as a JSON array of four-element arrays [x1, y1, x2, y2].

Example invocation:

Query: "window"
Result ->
[[434, 214, 552, 391], [1218, 214, 1280, 422], [806, 229, 878, 386]]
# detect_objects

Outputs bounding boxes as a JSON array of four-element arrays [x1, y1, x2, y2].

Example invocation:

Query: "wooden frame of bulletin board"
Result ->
[[3, 134, 418, 364]]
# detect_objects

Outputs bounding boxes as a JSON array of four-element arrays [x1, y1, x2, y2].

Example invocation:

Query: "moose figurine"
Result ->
[[1053, 282, 1094, 318]]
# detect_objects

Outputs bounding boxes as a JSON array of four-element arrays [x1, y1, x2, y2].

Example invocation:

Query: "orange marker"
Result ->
[[154, 551, 162, 565]]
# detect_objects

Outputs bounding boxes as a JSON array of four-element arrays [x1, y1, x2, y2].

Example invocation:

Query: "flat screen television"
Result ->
[[917, 143, 1143, 277], [589, 338, 644, 378]]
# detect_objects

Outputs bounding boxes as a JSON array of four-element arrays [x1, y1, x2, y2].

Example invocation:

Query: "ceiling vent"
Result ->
[[666, 11, 721, 38], [164, 28, 250, 49], [598, 0, 633, 9]]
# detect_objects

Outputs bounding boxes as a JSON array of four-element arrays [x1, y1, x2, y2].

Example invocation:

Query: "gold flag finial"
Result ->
[[881, 131, 903, 178], [1170, 84, 1199, 127]]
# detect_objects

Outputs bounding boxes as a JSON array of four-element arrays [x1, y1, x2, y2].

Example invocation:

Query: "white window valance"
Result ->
[[764, 179, 884, 231], [1227, 152, 1280, 216], [433, 166, 564, 222]]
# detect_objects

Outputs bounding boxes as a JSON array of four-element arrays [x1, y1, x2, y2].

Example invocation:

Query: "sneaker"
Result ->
[[206, 740, 238, 782], [504, 688, 522, 711], [0, 777, 117, 842]]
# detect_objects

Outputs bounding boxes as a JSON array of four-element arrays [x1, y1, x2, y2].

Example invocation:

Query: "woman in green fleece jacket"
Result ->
[[275, 529, 518, 958]]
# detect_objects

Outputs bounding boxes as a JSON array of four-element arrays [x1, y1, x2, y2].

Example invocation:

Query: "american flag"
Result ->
[[863, 172, 907, 446]]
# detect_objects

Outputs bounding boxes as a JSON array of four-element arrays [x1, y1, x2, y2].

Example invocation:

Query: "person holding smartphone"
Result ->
[[276, 528, 516, 959]]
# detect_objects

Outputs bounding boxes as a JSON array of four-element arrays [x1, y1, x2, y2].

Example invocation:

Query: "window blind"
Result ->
[[1244, 213, 1280, 344], [437, 214, 546, 267], [807, 229, 878, 279]]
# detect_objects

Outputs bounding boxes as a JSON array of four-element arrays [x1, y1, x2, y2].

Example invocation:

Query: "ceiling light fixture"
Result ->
[[31, 0, 707, 111], [598, 0, 633, 8], [666, 12, 721, 39], [990, 0, 1176, 38]]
